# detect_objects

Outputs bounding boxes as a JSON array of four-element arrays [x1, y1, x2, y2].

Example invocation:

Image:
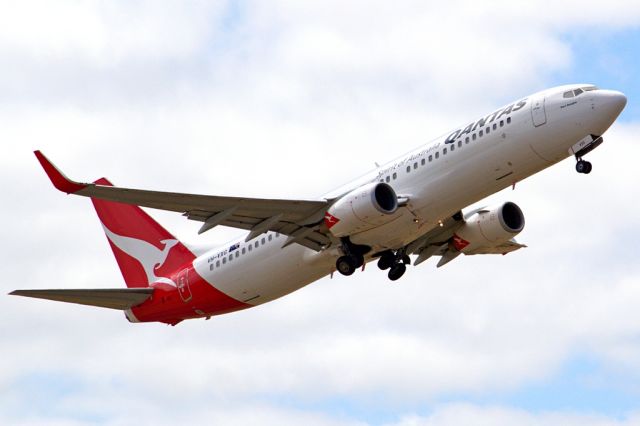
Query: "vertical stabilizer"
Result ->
[[91, 178, 196, 288]]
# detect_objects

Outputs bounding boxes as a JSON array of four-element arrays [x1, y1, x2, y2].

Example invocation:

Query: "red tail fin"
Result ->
[[91, 178, 196, 288]]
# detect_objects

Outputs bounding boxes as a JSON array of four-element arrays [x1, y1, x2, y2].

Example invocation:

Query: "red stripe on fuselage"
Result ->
[[130, 265, 250, 325]]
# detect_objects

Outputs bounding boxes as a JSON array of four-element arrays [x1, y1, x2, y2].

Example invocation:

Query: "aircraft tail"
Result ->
[[91, 178, 196, 288]]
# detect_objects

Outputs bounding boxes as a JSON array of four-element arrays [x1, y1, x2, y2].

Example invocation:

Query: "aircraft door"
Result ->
[[177, 268, 193, 302], [531, 95, 547, 127]]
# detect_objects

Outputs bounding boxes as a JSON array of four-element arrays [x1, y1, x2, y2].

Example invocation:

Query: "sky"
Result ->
[[1, 1, 640, 424]]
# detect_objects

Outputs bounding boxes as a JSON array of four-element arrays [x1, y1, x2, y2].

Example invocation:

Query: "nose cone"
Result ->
[[589, 89, 627, 135], [598, 89, 627, 120]]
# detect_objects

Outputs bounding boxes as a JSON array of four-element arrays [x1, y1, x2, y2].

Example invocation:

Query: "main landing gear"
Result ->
[[334, 238, 410, 281], [336, 253, 363, 276], [376, 250, 410, 281], [575, 158, 592, 174], [335, 238, 369, 276]]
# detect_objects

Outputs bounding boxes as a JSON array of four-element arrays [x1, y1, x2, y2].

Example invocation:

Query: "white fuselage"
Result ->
[[192, 84, 626, 306]]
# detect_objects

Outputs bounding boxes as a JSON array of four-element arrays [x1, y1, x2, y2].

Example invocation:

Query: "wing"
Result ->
[[35, 151, 333, 251], [9, 288, 154, 310], [404, 214, 526, 268]]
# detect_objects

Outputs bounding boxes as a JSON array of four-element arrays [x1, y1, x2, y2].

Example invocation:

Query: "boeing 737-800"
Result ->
[[11, 84, 627, 325]]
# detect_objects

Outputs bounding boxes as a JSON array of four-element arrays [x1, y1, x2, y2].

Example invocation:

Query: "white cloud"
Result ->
[[387, 404, 640, 426], [0, 1, 227, 60]]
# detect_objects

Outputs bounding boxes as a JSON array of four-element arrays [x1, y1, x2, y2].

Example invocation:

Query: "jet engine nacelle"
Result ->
[[325, 182, 399, 237], [454, 202, 525, 253]]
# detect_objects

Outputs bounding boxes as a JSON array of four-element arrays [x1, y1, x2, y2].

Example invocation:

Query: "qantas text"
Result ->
[[444, 98, 528, 144]]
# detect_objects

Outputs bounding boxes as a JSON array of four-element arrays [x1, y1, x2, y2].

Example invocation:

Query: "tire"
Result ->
[[576, 161, 587, 174], [336, 256, 356, 276], [353, 254, 365, 269], [388, 263, 406, 281], [584, 161, 592, 174], [377, 252, 394, 270]]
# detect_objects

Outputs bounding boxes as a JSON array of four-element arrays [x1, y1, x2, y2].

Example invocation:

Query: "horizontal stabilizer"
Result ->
[[9, 288, 154, 310]]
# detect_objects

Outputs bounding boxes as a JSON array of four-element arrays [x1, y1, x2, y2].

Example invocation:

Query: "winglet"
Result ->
[[34, 150, 87, 194]]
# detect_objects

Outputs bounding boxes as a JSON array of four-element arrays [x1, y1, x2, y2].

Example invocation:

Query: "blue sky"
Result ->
[[556, 28, 640, 121], [2, 2, 640, 425]]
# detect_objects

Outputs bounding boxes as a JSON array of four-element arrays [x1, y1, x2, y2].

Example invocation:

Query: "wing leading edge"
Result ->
[[34, 151, 333, 251]]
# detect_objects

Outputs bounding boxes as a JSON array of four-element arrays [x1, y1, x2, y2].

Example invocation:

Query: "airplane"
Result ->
[[10, 84, 627, 326]]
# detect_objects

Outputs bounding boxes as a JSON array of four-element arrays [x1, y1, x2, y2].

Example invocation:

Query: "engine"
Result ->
[[325, 182, 399, 237], [453, 202, 525, 254]]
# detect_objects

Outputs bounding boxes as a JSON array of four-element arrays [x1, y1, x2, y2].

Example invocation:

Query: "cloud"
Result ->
[[387, 404, 640, 426]]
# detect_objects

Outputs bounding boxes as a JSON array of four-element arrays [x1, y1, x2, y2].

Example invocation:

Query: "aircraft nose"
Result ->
[[597, 89, 627, 119]]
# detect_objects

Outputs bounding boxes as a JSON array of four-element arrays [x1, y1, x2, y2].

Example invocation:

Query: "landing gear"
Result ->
[[576, 159, 592, 174], [377, 251, 395, 270], [336, 256, 357, 276], [388, 263, 406, 281], [335, 238, 369, 276], [376, 249, 410, 280]]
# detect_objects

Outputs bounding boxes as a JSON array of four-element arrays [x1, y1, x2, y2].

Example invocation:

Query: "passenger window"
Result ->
[[450, 144, 455, 151], [242, 248, 246, 254], [443, 147, 447, 155], [486, 127, 490, 134], [385, 176, 390, 183], [413, 162, 418, 169], [435, 152, 440, 159], [493, 123, 497, 130], [406, 166, 411, 173], [235, 251, 239, 258], [223, 258, 226, 264], [393, 172, 397, 179], [268, 234, 272, 241], [429, 155, 433, 162], [458, 140, 462, 148], [500, 120, 504, 127], [261, 237, 266, 245], [248, 245, 252, 252], [421, 158, 425, 166], [465, 137, 469, 144], [216, 260, 220, 267], [229, 255, 233, 262], [210, 263, 213, 271], [472, 133, 477, 141], [479, 130, 484, 137], [255, 241, 259, 248], [507, 117, 511, 124]]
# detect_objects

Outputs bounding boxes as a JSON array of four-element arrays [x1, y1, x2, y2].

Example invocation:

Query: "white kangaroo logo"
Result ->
[[102, 225, 179, 287]]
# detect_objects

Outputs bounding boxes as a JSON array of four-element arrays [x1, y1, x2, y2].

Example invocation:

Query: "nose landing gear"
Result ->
[[571, 135, 601, 175], [575, 158, 592, 174]]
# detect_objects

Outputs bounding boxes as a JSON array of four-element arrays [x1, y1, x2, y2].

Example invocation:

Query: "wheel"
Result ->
[[377, 252, 394, 270], [336, 256, 356, 276], [353, 254, 365, 269], [402, 254, 411, 264], [388, 263, 406, 281], [576, 160, 591, 174]]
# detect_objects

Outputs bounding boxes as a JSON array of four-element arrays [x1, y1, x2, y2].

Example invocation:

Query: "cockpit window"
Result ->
[[564, 86, 598, 98]]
